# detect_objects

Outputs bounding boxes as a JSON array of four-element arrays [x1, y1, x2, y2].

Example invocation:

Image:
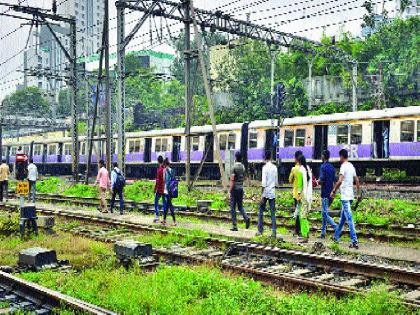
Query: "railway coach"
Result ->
[[2, 106, 420, 179]]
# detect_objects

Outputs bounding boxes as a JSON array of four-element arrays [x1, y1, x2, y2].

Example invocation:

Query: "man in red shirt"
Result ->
[[154, 155, 165, 223]]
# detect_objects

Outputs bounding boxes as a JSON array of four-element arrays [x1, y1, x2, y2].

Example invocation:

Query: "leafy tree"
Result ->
[[2, 86, 50, 116]]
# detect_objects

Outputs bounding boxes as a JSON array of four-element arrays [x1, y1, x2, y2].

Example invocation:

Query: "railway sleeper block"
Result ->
[[36, 216, 55, 229], [114, 240, 152, 259], [18, 248, 58, 269]]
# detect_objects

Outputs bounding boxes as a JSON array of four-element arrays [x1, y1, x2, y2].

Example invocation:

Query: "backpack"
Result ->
[[114, 170, 126, 190], [167, 169, 178, 198]]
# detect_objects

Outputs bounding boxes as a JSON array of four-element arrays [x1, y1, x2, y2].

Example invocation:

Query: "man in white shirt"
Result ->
[[331, 149, 360, 249], [27, 158, 38, 203], [257, 151, 278, 238]]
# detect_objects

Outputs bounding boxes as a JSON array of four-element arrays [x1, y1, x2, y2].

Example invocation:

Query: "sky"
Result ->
[[0, 0, 401, 101]]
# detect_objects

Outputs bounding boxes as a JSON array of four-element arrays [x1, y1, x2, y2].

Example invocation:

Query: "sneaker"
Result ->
[[255, 231, 263, 237], [161, 221, 167, 226], [230, 227, 238, 232], [153, 218, 159, 223], [349, 242, 359, 249], [270, 234, 277, 239], [318, 235, 326, 240], [172, 222, 177, 226], [245, 218, 250, 229]]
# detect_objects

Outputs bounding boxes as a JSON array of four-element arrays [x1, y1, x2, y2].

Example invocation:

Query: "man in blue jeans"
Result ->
[[256, 151, 278, 238], [317, 150, 337, 239], [330, 149, 361, 249]]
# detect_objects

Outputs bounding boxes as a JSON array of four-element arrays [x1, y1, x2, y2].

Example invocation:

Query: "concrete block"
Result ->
[[18, 248, 57, 268], [114, 240, 152, 259], [36, 216, 55, 229]]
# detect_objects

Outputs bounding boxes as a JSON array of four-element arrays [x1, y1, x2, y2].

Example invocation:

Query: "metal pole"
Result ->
[[308, 59, 313, 110], [352, 62, 358, 111], [116, 6, 126, 173], [190, 0, 228, 191], [183, 0, 192, 190], [0, 124, 2, 161], [104, 0, 112, 172], [270, 48, 276, 109], [69, 20, 79, 181]]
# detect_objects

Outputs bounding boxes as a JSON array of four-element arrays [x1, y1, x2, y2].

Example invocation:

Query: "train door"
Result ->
[[240, 123, 249, 168], [373, 120, 390, 158], [172, 136, 181, 162], [57, 143, 63, 163], [144, 138, 152, 162], [313, 125, 328, 159], [265, 129, 277, 161], [204, 134, 214, 162]]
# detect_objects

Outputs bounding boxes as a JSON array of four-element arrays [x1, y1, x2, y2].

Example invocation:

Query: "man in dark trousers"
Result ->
[[110, 162, 125, 214], [229, 151, 250, 231], [317, 150, 337, 239]]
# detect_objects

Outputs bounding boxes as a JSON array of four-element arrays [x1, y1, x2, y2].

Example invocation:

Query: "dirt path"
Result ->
[[8, 200, 420, 264]]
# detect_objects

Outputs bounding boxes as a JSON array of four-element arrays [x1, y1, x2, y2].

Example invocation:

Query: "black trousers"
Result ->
[[294, 198, 301, 236], [0, 180, 8, 202]]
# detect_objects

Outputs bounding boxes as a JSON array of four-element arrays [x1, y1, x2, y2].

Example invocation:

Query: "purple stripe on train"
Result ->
[[390, 142, 420, 156], [33, 156, 42, 163], [179, 151, 203, 161], [151, 152, 172, 162], [46, 155, 58, 163], [248, 148, 265, 161], [328, 144, 371, 159], [126, 153, 145, 162], [278, 146, 314, 160]]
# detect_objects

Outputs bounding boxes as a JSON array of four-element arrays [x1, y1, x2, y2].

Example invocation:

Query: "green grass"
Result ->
[[19, 264, 415, 315]]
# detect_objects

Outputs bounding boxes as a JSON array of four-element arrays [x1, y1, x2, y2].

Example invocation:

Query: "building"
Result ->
[[396, 0, 420, 18], [23, 0, 104, 95]]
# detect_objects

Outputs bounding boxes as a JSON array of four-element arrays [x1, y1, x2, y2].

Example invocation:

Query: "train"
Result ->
[[2, 105, 420, 179]]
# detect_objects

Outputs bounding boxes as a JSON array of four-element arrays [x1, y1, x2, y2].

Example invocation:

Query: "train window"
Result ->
[[295, 129, 306, 147], [10, 147, 16, 156], [23, 145, 30, 154], [128, 140, 141, 153], [64, 144, 72, 155], [417, 121, 420, 142], [350, 125, 362, 144], [337, 125, 349, 145], [249, 131, 258, 149], [228, 133, 236, 150], [161, 138, 168, 152], [33, 145, 42, 156], [284, 130, 294, 147], [48, 145, 57, 155], [80, 143, 86, 155], [400, 120, 414, 142], [155, 138, 162, 152], [219, 134, 227, 150], [192, 136, 200, 151]]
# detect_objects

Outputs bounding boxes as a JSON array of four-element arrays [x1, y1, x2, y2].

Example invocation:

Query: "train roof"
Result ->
[[282, 106, 420, 126]]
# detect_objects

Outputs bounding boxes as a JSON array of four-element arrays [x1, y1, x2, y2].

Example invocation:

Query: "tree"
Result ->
[[2, 86, 50, 117]]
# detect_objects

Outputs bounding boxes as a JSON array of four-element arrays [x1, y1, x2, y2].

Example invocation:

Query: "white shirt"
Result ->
[[262, 161, 278, 199], [339, 161, 356, 201], [27, 163, 38, 181]]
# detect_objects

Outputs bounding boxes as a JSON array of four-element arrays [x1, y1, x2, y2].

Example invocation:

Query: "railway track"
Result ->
[[0, 270, 115, 314], [1, 203, 419, 309], [24, 193, 419, 243]]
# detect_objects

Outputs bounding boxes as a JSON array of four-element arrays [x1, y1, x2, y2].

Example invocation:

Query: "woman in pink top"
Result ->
[[96, 160, 109, 213]]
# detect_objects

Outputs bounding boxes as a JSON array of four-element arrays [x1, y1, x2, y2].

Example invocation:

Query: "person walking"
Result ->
[[110, 162, 125, 215], [317, 150, 337, 239], [154, 155, 165, 223], [162, 158, 176, 226], [256, 151, 278, 238], [331, 149, 360, 249], [296, 154, 313, 242], [229, 151, 250, 231], [27, 158, 38, 203], [289, 150, 303, 236], [96, 160, 109, 213], [0, 159, 10, 202]]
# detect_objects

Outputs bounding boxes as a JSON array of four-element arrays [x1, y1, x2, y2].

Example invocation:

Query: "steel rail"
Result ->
[[1, 203, 418, 287], [0, 271, 116, 314]]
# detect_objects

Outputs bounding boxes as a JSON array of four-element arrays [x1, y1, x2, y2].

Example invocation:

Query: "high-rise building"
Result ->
[[395, 0, 420, 18], [23, 0, 104, 95]]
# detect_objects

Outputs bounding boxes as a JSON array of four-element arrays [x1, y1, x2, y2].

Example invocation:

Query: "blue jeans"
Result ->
[[258, 198, 276, 235], [321, 197, 337, 237], [334, 200, 358, 244], [110, 188, 124, 214], [230, 188, 249, 228], [163, 194, 176, 222], [154, 192, 164, 217]]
